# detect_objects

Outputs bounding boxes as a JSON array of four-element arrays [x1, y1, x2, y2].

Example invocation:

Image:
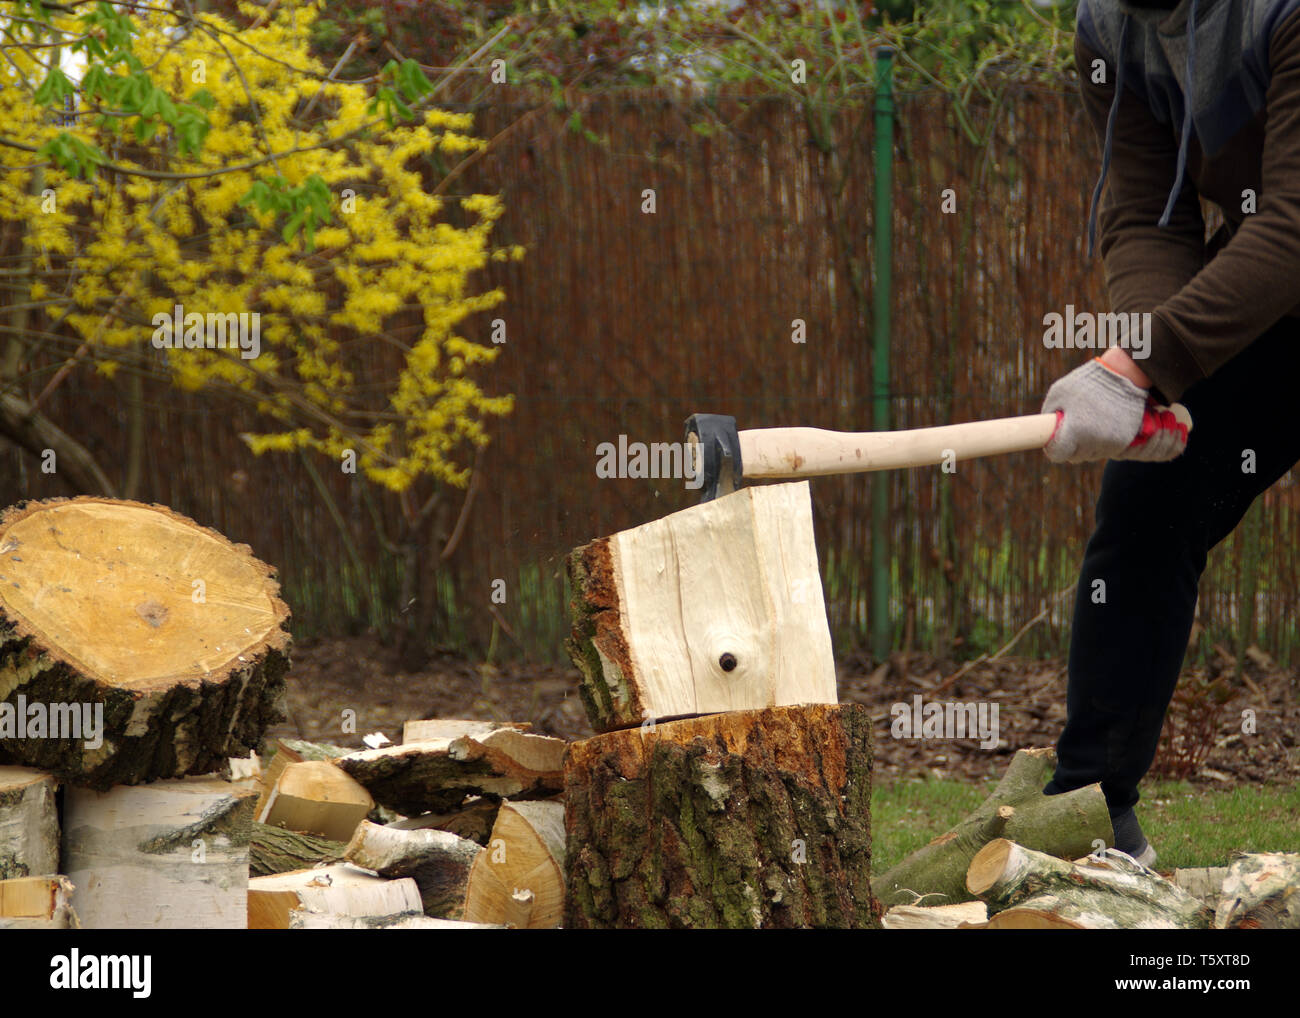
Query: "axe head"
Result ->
[[684, 413, 744, 503]]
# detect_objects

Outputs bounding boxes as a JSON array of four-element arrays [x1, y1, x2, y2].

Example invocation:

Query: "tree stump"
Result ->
[[564, 703, 877, 929], [0, 498, 290, 788]]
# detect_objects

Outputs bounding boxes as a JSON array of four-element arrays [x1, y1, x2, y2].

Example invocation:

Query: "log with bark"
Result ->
[[63, 775, 258, 928], [247, 863, 423, 930], [965, 839, 1212, 929], [565, 482, 837, 732], [344, 820, 483, 919], [565, 703, 877, 929], [249, 823, 345, 877], [874, 747, 1111, 908], [1216, 852, 1300, 929], [0, 765, 58, 879], [0, 498, 290, 788], [289, 910, 504, 930], [387, 798, 501, 845], [463, 799, 565, 928], [0, 874, 77, 929], [335, 728, 565, 815]]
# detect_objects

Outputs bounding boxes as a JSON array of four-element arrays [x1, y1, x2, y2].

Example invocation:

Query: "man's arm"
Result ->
[[1076, 34, 1206, 400], [1148, 12, 1300, 400]]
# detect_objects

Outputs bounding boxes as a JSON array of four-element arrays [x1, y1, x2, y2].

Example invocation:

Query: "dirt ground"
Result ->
[[266, 636, 1300, 789]]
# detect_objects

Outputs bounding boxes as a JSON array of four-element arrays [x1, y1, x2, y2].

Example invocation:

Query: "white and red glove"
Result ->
[[1041, 358, 1189, 464]]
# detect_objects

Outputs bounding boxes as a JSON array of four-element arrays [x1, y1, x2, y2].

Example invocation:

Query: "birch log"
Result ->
[[565, 481, 837, 732], [1216, 852, 1300, 929], [0, 874, 77, 929], [63, 776, 257, 928], [0, 765, 58, 879]]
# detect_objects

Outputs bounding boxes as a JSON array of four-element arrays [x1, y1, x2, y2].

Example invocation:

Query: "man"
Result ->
[[1038, 0, 1300, 866]]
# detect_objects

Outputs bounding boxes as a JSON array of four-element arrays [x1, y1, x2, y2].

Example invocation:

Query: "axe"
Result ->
[[684, 405, 1193, 502]]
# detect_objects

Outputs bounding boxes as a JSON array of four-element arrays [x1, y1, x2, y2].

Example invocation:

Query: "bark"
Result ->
[[249, 822, 345, 877], [62, 776, 258, 929], [967, 839, 1212, 929], [874, 747, 1111, 908], [0, 765, 58, 879], [564, 703, 878, 929], [344, 820, 482, 919], [1216, 852, 1300, 929]]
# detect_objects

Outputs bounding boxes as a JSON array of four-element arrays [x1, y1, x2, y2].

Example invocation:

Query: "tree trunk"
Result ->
[[564, 703, 877, 929], [874, 747, 1111, 908], [0, 498, 290, 788]]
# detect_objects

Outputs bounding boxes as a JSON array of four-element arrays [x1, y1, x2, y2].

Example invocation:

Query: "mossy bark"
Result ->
[[564, 703, 878, 929]]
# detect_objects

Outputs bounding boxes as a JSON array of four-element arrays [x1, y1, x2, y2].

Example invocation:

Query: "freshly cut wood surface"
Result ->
[[874, 747, 1110, 908], [258, 760, 373, 842], [0, 765, 59, 879], [345, 820, 482, 919], [63, 776, 257, 929], [881, 901, 987, 929], [336, 729, 565, 815], [464, 800, 565, 928], [0, 497, 290, 788], [247, 863, 422, 930], [565, 703, 876, 929], [0, 874, 77, 929], [402, 719, 529, 743], [566, 481, 837, 732]]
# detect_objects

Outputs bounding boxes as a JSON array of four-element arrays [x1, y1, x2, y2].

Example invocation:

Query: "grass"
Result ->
[[871, 774, 1300, 875]]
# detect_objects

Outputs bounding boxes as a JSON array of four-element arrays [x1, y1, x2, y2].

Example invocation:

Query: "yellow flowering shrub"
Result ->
[[0, 0, 520, 491]]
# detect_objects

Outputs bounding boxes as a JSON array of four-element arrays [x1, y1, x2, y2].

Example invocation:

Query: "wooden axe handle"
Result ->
[[738, 405, 1191, 479]]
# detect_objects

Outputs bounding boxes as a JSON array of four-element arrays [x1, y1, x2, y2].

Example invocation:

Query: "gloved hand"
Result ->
[[1040, 358, 1188, 463]]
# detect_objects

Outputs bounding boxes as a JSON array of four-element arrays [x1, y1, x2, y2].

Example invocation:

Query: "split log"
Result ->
[[0, 765, 58, 879], [249, 823, 345, 877], [258, 760, 373, 842], [565, 481, 837, 732], [0, 874, 77, 929], [1216, 852, 1300, 929], [402, 719, 529, 743], [463, 800, 564, 928], [966, 839, 1212, 929], [63, 776, 257, 929], [874, 747, 1111, 908], [565, 703, 877, 929], [881, 901, 987, 929], [345, 820, 482, 919], [0, 497, 290, 788], [247, 863, 422, 930], [335, 728, 565, 815], [289, 910, 504, 929], [387, 798, 502, 845]]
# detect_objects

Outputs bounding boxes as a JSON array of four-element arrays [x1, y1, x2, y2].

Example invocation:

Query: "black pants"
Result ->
[[1044, 316, 1300, 812]]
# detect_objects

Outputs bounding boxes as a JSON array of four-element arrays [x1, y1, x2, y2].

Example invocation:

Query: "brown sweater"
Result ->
[[1078, 10, 1300, 401]]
